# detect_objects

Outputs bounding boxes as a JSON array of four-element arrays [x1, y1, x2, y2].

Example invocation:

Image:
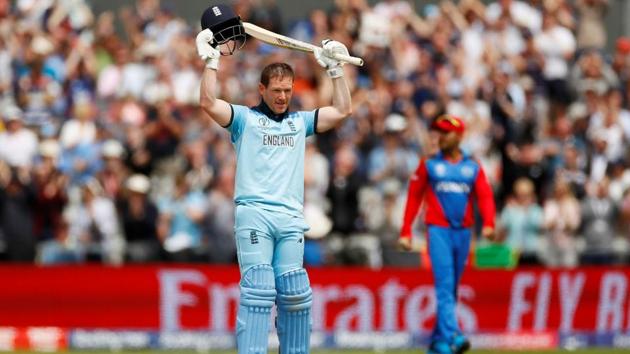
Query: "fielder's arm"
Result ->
[[473, 164, 497, 241], [398, 159, 428, 251], [196, 29, 232, 127]]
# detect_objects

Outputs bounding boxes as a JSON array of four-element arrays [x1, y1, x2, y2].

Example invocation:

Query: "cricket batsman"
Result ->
[[195, 4, 352, 354], [399, 115, 497, 354]]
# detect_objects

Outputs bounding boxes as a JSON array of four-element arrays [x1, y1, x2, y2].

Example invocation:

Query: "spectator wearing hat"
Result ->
[[0, 106, 38, 168], [120, 174, 161, 263]]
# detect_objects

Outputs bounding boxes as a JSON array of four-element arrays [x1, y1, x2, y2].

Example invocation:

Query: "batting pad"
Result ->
[[275, 268, 313, 354], [237, 264, 277, 354]]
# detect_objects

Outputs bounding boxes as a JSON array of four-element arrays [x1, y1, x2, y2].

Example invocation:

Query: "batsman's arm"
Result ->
[[313, 39, 353, 133], [199, 68, 232, 127], [316, 75, 352, 132], [196, 29, 232, 127]]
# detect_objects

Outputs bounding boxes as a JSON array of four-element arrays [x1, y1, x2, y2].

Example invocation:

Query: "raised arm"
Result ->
[[196, 29, 232, 127], [313, 40, 353, 133]]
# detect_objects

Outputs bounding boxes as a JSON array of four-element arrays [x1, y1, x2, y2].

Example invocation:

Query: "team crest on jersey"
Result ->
[[258, 117, 271, 130], [435, 163, 446, 176], [461, 166, 474, 177], [287, 119, 296, 132]]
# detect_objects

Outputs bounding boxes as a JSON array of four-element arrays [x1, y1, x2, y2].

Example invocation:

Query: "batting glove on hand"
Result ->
[[196, 29, 220, 70], [314, 39, 349, 78]]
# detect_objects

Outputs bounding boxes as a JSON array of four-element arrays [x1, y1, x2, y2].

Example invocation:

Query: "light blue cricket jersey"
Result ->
[[226, 102, 318, 217]]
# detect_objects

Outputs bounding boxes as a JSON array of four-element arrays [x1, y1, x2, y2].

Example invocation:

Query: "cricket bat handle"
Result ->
[[330, 52, 364, 67]]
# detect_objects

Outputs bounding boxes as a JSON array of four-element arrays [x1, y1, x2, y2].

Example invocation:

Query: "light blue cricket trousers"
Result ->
[[234, 204, 308, 277]]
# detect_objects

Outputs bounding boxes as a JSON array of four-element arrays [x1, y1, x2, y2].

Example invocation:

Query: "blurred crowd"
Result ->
[[0, 0, 629, 268]]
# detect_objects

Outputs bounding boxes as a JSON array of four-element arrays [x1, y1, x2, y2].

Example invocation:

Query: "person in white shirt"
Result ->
[[0, 106, 38, 168], [59, 98, 97, 149]]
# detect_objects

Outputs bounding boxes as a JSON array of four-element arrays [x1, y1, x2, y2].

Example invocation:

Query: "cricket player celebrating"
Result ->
[[399, 115, 496, 354], [195, 5, 352, 354]]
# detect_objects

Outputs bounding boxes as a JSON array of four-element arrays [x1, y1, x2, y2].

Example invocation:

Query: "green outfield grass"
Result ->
[[16, 350, 630, 354]]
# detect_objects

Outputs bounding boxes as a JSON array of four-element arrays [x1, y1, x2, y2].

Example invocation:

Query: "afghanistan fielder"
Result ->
[[399, 115, 497, 354], [195, 5, 352, 354]]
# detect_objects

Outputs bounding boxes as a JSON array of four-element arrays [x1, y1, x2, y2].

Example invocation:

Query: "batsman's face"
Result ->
[[259, 76, 293, 114]]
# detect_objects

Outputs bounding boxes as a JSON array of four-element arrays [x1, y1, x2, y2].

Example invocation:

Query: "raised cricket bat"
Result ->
[[242, 22, 364, 67]]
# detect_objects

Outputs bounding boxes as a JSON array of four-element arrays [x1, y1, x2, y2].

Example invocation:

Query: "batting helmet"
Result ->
[[200, 4, 245, 55]]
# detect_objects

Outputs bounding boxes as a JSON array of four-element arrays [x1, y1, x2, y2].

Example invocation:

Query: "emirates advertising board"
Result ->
[[1, 265, 630, 350]]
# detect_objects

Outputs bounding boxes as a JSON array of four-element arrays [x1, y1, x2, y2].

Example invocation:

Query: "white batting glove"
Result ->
[[196, 29, 220, 70], [314, 39, 349, 78]]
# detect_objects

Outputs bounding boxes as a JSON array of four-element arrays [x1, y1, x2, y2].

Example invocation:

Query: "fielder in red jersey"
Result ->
[[399, 115, 497, 354]]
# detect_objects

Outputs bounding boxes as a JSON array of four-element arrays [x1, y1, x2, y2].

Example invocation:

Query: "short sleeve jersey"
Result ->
[[226, 102, 318, 217]]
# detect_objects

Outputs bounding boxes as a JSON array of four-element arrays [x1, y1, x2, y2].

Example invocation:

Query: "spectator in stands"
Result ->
[[535, 11, 576, 107], [62, 178, 124, 264], [541, 176, 581, 267], [204, 164, 237, 264], [499, 177, 543, 265], [98, 139, 129, 201], [327, 144, 368, 265], [556, 144, 588, 199], [0, 162, 36, 262], [32, 139, 68, 249], [575, 0, 609, 50], [0, 106, 38, 168], [157, 174, 206, 262], [119, 174, 161, 262], [611, 37, 630, 83], [579, 178, 620, 265], [368, 113, 418, 191]]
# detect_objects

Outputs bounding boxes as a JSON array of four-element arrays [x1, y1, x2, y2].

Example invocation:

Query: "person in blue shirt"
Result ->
[[195, 24, 352, 354]]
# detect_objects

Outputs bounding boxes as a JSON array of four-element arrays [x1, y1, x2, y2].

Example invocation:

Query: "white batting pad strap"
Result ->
[[327, 66, 343, 78], [206, 57, 219, 70]]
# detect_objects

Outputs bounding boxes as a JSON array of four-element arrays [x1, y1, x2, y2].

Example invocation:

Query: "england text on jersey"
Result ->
[[262, 134, 295, 147]]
